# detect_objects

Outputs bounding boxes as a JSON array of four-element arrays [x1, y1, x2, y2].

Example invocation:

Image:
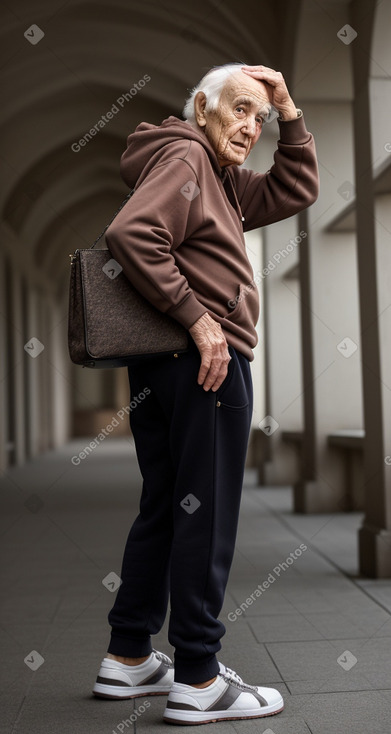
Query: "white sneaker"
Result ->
[[93, 649, 174, 699], [163, 662, 284, 725]]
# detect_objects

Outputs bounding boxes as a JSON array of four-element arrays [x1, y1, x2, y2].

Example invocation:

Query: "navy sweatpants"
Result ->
[[107, 337, 253, 684]]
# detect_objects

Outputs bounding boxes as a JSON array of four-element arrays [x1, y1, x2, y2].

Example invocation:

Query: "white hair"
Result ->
[[182, 63, 249, 128]]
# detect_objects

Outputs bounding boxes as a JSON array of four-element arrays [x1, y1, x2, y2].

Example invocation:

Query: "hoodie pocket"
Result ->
[[225, 284, 246, 320], [223, 283, 258, 335]]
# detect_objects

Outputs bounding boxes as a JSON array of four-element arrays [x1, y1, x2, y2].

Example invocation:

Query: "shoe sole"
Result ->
[[93, 683, 172, 700], [163, 702, 284, 725]]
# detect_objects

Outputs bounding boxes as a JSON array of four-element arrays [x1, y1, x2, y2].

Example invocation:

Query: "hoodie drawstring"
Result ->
[[222, 170, 245, 226]]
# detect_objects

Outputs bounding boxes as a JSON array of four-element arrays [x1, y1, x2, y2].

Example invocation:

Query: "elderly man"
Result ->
[[93, 63, 319, 725]]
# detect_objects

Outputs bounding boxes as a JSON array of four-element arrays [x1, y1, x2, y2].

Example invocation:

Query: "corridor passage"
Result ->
[[1, 438, 391, 734]]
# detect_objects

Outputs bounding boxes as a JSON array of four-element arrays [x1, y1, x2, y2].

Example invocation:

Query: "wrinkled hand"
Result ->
[[241, 65, 297, 120], [189, 312, 231, 391]]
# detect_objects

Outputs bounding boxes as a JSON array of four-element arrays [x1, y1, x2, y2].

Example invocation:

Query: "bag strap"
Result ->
[[90, 188, 135, 249]]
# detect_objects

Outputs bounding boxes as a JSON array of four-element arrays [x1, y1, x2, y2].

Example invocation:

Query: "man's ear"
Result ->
[[194, 91, 207, 128]]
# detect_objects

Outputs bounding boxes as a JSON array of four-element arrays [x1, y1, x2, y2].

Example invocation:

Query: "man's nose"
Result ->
[[242, 117, 257, 137]]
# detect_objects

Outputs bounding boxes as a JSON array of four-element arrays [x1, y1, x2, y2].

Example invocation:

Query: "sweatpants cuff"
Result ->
[[107, 633, 153, 658], [174, 653, 220, 684]]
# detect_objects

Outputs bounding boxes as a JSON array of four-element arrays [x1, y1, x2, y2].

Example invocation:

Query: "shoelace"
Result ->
[[221, 665, 244, 685], [221, 665, 258, 693], [152, 649, 173, 666]]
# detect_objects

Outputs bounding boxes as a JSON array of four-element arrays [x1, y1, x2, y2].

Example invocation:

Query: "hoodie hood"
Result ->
[[119, 115, 226, 189]]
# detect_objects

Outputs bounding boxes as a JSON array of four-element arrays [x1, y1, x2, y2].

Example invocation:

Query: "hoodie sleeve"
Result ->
[[105, 157, 208, 330], [231, 114, 319, 231]]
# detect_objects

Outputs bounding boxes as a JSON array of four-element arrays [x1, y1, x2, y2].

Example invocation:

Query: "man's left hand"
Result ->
[[241, 65, 298, 121]]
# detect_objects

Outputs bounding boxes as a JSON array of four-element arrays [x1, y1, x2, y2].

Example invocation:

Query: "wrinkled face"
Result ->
[[198, 71, 273, 167]]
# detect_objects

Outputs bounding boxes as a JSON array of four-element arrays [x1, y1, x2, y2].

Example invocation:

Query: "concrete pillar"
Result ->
[[0, 250, 7, 474], [11, 265, 26, 465], [36, 291, 51, 452], [49, 296, 72, 449], [352, 0, 391, 576], [295, 208, 316, 494], [25, 287, 41, 458], [3, 256, 15, 467]]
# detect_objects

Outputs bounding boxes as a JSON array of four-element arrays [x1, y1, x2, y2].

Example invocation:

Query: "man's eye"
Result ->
[[235, 106, 244, 113]]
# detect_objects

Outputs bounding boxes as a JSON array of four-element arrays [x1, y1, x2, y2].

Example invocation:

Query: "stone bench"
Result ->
[[327, 429, 365, 511]]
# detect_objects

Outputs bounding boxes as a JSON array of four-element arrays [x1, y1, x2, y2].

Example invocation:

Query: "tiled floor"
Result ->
[[1, 438, 390, 733]]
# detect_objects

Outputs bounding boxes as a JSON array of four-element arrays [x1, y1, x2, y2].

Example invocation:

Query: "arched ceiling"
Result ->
[[0, 0, 381, 299], [1, 0, 300, 295]]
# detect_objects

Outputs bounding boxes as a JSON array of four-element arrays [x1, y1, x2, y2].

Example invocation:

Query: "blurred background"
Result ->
[[1, 2, 391, 732], [1, 3, 391, 573]]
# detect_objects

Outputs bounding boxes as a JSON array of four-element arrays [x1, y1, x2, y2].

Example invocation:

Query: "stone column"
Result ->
[[49, 296, 72, 449], [294, 208, 316, 505], [25, 287, 41, 459], [0, 248, 7, 474], [352, 0, 391, 576], [11, 264, 26, 465]]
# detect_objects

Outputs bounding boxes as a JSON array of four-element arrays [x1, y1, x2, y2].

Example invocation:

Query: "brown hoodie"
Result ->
[[105, 114, 319, 361]]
